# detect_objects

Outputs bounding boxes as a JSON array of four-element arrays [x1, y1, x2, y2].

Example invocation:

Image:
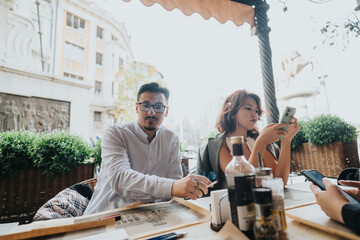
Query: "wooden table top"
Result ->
[[3, 182, 359, 240]]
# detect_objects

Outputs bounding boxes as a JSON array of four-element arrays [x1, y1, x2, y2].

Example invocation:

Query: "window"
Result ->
[[95, 81, 102, 95], [64, 42, 84, 62], [112, 54, 114, 71], [119, 57, 123, 70], [73, 16, 79, 29], [96, 52, 103, 66], [66, 12, 72, 27], [94, 112, 102, 122], [97, 27, 103, 40], [64, 72, 83, 81], [66, 12, 85, 31], [63, 42, 85, 78]]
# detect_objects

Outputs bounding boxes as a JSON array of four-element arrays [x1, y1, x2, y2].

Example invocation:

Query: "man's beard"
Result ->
[[144, 126, 156, 131], [144, 116, 158, 131]]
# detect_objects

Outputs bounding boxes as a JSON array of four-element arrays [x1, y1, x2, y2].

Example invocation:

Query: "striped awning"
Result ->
[[123, 0, 255, 27]]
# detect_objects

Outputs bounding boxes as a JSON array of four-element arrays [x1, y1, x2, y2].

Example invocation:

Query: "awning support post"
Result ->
[[254, 0, 279, 124]]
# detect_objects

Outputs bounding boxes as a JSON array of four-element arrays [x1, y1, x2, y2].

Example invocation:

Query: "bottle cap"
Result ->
[[252, 187, 272, 204], [230, 136, 244, 144], [255, 167, 272, 176]]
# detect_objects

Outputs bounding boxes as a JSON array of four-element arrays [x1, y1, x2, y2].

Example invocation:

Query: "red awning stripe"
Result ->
[[124, 0, 255, 27]]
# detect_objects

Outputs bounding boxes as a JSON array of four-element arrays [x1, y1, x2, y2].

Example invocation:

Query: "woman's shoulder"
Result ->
[[210, 132, 226, 141]]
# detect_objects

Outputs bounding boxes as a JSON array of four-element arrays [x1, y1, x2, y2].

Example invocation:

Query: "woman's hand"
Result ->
[[283, 117, 300, 142], [257, 123, 288, 145], [310, 178, 349, 223]]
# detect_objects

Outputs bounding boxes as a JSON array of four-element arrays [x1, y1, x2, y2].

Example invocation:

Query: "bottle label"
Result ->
[[226, 173, 245, 187], [237, 203, 255, 231]]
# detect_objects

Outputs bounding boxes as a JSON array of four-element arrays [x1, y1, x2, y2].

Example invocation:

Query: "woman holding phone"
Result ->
[[196, 89, 300, 189]]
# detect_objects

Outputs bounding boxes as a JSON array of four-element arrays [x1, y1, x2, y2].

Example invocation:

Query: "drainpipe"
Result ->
[[52, 0, 58, 74], [35, 0, 45, 71]]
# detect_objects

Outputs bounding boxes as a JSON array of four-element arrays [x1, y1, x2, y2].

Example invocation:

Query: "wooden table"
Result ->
[[2, 182, 359, 240], [180, 181, 359, 240]]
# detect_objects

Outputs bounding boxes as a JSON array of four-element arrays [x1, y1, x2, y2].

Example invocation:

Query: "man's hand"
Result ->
[[171, 174, 212, 200], [310, 178, 349, 223], [339, 180, 360, 202]]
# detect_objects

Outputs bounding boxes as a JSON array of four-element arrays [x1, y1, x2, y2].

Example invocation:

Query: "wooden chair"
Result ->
[[81, 178, 98, 191]]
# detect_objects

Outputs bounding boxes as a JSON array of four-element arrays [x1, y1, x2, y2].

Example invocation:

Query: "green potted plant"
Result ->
[[91, 138, 102, 177], [92, 138, 102, 167], [0, 130, 95, 223], [291, 114, 359, 177], [0, 130, 37, 179]]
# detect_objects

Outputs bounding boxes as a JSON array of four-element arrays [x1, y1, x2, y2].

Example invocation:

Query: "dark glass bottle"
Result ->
[[253, 188, 278, 240], [225, 136, 255, 235], [235, 175, 255, 239]]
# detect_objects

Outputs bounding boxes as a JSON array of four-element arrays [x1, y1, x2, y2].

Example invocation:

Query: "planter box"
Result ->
[[291, 141, 360, 178], [0, 164, 94, 223]]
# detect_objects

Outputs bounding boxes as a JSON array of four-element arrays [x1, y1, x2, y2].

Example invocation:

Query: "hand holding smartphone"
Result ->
[[279, 106, 296, 131], [301, 169, 358, 204]]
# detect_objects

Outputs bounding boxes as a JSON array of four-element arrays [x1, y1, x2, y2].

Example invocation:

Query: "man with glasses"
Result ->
[[84, 82, 211, 214]]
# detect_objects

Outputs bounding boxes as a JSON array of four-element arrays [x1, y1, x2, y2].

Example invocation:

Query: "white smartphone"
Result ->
[[279, 106, 296, 131]]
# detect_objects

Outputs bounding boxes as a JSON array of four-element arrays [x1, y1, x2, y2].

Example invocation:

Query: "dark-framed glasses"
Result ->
[[137, 102, 167, 113]]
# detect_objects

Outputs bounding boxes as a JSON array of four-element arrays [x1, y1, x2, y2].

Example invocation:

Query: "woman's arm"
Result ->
[[275, 118, 299, 184], [249, 137, 290, 184], [248, 119, 299, 184], [274, 138, 291, 184]]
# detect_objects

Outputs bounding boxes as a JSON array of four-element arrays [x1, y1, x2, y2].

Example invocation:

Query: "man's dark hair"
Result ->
[[137, 82, 170, 102]]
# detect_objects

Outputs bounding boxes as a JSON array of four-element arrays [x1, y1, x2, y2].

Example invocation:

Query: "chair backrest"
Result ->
[[81, 178, 98, 191]]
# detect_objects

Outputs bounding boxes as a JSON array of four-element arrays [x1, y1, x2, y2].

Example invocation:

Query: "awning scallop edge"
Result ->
[[123, 0, 255, 27]]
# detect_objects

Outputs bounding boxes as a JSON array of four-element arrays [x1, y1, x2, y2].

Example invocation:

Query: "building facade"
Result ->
[[0, 0, 134, 141]]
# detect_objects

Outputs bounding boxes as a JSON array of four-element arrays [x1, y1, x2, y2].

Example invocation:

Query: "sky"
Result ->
[[101, 0, 360, 127]]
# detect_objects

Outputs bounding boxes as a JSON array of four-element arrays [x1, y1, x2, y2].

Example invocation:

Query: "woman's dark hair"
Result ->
[[137, 82, 170, 102], [216, 89, 264, 138]]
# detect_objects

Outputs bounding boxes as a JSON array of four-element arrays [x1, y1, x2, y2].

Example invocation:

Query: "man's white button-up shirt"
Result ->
[[84, 121, 183, 214]]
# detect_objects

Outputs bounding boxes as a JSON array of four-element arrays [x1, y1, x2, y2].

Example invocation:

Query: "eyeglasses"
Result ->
[[137, 102, 167, 113]]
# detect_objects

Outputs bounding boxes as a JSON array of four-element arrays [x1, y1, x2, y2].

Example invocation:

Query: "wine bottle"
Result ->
[[225, 136, 255, 236]]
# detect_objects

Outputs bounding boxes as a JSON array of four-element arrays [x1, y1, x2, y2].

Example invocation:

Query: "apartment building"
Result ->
[[0, 0, 134, 140]]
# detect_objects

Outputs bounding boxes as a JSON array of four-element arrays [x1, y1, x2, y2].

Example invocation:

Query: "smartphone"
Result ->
[[301, 169, 358, 204], [279, 106, 296, 131]]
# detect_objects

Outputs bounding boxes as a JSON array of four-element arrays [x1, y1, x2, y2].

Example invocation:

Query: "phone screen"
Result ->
[[301, 169, 326, 190], [279, 106, 296, 133]]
